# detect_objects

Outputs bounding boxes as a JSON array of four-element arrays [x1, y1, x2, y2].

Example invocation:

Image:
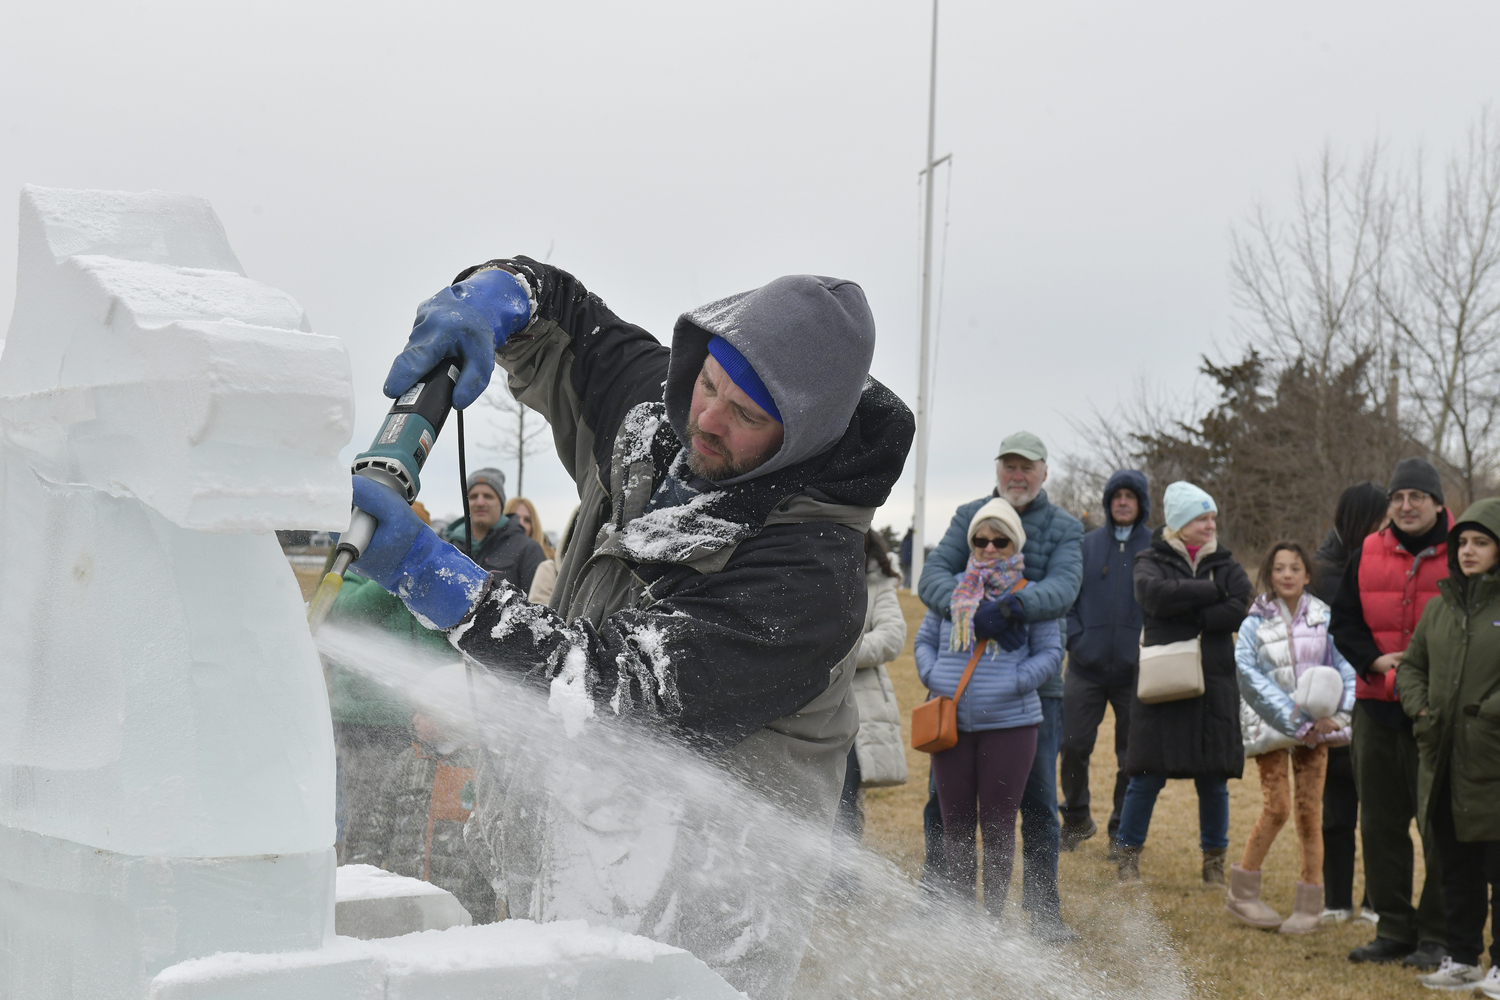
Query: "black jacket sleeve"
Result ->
[[460, 257, 672, 483], [451, 523, 866, 748], [516, 538, 545, 595], [1133, 554, 1221, 619], [1201, 561, 1252, 633], [1329, 547, 1382, 679]]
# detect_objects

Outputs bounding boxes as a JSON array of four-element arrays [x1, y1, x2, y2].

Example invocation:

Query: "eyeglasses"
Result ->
[[974, 537, 1013, 550]]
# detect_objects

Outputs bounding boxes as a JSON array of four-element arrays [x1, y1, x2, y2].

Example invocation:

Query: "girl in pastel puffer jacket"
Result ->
[[914, 497, 1063, 918], [1228, 541, 1356, 935]]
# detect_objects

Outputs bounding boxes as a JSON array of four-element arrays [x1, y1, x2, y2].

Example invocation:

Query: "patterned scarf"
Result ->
[[949, 552, 1026, 654]]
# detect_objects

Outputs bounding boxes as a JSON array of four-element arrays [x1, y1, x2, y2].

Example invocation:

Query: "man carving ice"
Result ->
[[350, 258, 913, 998]]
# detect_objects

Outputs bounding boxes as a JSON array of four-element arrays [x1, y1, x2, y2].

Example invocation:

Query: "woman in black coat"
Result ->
[[1116, 481, 1251, 887]]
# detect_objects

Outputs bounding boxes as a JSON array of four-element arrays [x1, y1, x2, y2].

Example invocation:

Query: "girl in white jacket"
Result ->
[[1227, 541, 1356, 934]]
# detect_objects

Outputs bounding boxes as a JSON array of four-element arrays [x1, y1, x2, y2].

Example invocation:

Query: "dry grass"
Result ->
[[863, 590, 1452, 1000]]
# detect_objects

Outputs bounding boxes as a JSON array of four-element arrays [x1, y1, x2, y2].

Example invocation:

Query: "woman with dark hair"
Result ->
[[1312, 482, 1390, 924], [1228, 541, 1356, 933]]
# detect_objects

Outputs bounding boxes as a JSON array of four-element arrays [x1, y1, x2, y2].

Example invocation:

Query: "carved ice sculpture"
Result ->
[[0, 187, 740, 1000], [0, 185, 351, 997]]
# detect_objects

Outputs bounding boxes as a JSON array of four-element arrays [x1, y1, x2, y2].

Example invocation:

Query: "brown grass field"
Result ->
[[293, 564, 1474, 998], [862, 590, 1462, 1000]]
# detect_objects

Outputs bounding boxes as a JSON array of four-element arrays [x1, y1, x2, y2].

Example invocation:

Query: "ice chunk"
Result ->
[[148, 920, 746, 1000], [0, 186, 349, 997], [334, 865, 472, 939]]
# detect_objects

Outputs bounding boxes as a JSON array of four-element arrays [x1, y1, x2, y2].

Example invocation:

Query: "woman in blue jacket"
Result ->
[[915, 497, 1064, 918]]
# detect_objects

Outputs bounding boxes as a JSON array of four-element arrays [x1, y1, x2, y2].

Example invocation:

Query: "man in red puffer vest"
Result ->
[[1331, 458, 1451, 970]]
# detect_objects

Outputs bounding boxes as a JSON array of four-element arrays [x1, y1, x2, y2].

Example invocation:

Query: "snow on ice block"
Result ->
[[147, 921, 746, 1000], [334, 865, 471, 939]]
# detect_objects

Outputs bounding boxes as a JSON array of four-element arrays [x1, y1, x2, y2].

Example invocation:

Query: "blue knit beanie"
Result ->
[[1163, 481, 1217, 532], [705, 335, 782, 423]]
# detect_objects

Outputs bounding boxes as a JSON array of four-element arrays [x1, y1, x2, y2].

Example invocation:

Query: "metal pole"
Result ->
[[911, 0, 939, 591]]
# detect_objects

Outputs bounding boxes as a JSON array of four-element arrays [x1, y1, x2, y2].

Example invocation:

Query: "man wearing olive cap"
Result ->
[[918, 430, 1083, 943]]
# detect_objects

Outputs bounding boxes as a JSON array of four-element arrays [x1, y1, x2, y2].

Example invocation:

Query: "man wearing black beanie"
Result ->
[[1331, 457, 1451, 969]]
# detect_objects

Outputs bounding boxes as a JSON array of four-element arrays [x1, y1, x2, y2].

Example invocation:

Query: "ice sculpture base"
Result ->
[[0, 826, 334, 1000], [333, 865, 470, 939], [148, 920, 746, 1000]]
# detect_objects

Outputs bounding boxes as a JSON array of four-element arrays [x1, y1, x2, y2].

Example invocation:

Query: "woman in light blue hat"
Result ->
[[1116, 482, 1253, 888]]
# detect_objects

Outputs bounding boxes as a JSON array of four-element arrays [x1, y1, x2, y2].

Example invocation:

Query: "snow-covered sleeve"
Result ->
[[1235, 616, 1302, 737], [913, 611, 942, 688], [857, 578, 906, 669], [449, 523, 866, 748], [1014, 618, 1065, 695]]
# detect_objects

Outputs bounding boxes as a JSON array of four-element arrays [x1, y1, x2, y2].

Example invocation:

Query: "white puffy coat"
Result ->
[[852, 562, 908, 786], [1235, 592, 1356, 757]]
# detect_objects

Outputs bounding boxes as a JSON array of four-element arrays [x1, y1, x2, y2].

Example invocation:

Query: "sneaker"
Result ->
[[1320, 907, 1353, 923], [1349, 936, 1413, 964], [1405, 942, 1449, 971], [1473, 964, 1500, 998], [1354, 907, 1380, 926], [1059, 817, 1097, 852], [1416, 957, 1481, 989]]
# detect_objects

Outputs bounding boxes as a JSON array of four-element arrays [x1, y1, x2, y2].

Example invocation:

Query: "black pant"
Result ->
[[835, 746, 862, 840], [1430, 779, 1500, 967], [1351, 702, 1446, 947], [1322, 744, 1359, 910], [1058, 664, 1131, 839]]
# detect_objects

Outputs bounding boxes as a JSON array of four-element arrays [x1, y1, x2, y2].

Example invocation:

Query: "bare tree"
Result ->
[[477, 378, 550, 498], [1228, 142, 1396, 467], [1381, 109, 1500, 506]]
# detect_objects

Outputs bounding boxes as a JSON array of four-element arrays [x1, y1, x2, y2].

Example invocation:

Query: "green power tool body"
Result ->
[[307, 358, 462, 631]]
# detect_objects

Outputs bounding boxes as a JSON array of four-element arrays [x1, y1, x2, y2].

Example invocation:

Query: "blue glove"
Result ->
[[973, 595, 1029, 652], [993, 617, 1028, 652], [383, 269, 532, 410], [348, 476, 490, 628]]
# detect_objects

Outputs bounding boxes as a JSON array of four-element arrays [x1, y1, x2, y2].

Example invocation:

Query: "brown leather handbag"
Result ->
[[912, 645, 983, 754]]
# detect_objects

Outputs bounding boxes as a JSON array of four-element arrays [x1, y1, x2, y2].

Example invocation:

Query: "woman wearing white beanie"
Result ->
[[1117, 482, 1253, 888], [913, 497, 1061, 920]]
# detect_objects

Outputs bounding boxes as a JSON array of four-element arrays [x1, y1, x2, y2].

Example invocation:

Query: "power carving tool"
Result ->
[[306, 358, 461, 632]]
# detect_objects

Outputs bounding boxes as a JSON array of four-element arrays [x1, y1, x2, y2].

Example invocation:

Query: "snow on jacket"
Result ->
[[1234, 593, 1356, 757], [1124, 530, 1252, 778], [914, 574, 1064, 731], [441, 513, 545, 595], [1398, 497, 1500, 842], [1066, 469, 1151, 678], [851, 560, 908, 787], [918, 488, 1083, 698], [344, 742, 497, 924], [446, 257, 913, 999]]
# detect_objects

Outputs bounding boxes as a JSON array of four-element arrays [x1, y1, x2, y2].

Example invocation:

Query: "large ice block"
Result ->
[[0, 186, 352, 998]]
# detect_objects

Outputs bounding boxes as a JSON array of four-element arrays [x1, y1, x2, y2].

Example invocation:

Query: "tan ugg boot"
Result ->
[[1201, 847, 1227, 889], [1225, 863, 1282, 928], [1117, 845, 1143, 887], [1278, 882, 1323, 934]]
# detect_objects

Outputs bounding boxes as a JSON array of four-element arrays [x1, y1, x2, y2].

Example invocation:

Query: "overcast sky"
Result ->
[[3, 1, 1498, 542]]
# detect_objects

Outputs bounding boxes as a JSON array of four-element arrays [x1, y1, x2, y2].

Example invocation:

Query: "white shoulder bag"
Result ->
[[1137, 630, 1205, 704]]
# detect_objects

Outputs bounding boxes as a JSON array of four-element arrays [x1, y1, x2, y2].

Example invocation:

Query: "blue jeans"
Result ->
[[1116, 773, 1229, 851], [1019, 696, 1063, 917], [922, 697, 1064, 919]]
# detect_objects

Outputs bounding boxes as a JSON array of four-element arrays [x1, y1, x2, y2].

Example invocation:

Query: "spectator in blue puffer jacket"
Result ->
[[915, 497, 1064, 920], [917, 430, 1083, 942], [1060, 469, 1151, 856]]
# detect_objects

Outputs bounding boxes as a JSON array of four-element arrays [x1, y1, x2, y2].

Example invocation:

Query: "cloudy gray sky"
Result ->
[[3, 1, 1498, 541]]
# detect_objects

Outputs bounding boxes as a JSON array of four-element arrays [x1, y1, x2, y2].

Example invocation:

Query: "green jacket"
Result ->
[[1398, 497, 1500, 842], [325, 572, 455, 727]]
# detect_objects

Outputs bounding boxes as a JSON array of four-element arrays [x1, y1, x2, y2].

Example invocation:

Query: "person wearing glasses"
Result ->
[[1330, 458, 1452, 971], [914, 497, 1063, 920], [917, 430, 1083, 942]]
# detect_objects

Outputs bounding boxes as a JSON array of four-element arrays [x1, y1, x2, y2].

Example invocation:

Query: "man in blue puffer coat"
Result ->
[[1059, 469, 1151, 855], [917, 430, 1084, 942]]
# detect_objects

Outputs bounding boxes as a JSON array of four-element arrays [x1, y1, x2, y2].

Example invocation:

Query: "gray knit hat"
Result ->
[[467, 467, 507, 505], [1387, 457, 1443, 506]]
